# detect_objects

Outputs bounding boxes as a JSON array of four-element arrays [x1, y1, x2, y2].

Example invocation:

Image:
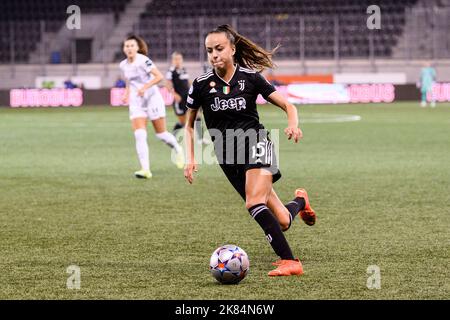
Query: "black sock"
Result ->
[[284, 197, 306, 230], [248, 204, 295, 260], [173, 122, 184, 132]]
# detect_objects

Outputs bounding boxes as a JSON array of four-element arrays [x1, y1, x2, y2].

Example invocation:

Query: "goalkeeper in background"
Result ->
[[419, 62, 436, 108]]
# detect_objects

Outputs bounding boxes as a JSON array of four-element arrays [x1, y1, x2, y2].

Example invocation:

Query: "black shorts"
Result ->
[[173, 94, 188, 116], [217, 131, 281, 201], [219, 164, 282, 201]]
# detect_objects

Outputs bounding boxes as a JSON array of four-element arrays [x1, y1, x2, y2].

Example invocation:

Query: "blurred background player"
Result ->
[[165, 52, 189, 133], [165, 51, 210, 144], [419, 61, 437, 108], [120, 35, 184, 179]]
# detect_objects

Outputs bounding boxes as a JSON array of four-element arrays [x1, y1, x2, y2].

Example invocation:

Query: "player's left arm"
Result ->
[[266, 91, 303, 143], [138, 66, 164, 97], [254, 72, 302, 143]]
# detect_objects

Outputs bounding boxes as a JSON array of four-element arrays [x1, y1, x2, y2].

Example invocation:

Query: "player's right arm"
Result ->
[[184, 108, 198, 184], [184, 79, 202, 184]]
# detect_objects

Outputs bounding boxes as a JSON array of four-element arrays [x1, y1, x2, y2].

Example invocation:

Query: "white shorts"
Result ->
[[129, 91, 166, 120]]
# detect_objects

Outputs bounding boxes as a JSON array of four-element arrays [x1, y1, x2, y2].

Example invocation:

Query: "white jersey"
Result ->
[[119, 53, 166, 120], [119, 53, 159, 97]]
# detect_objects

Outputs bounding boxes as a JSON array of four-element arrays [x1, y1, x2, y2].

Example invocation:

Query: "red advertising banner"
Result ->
[[110, 84, 397, 106], [10, 88, 83, 107], [428, 83, 450, 102], [110, 87, 175, 106], [348, 84, 395, 103]]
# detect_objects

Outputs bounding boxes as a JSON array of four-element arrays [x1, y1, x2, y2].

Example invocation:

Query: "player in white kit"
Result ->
[[120, 35, 184, 179]]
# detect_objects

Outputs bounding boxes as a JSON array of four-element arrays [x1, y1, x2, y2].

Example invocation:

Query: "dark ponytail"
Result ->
[[125, 35, 149, 56], [207, 24, 279, 72]]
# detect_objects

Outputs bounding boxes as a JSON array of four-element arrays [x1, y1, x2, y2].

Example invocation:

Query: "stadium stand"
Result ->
[[3, 0, 450, 64], [0, 0, 131, 63], [133, 0, 418, 61]]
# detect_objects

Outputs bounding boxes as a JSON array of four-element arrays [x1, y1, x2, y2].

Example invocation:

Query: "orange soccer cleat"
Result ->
[[295, 188, 316, 226], [272, 259, 282, 266], [268, 258, 304, 276]]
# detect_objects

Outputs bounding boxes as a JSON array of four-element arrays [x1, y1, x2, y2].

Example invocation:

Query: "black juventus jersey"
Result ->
[[166, 66, 190, 96], [186, 65, 276, 135]]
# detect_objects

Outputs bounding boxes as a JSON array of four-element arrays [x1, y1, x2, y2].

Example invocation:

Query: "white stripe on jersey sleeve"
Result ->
[[239, 67, 256, 74], [197, 71, 214, 82]]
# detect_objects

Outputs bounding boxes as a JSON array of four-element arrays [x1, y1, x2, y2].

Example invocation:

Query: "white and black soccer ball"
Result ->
[[209, 244, 249, 284]]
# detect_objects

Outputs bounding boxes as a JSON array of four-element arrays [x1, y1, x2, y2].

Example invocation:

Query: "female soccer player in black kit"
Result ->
[[184, 25, 316, 276], [166, 52, 191, 132], [166, 51, 210, 144]]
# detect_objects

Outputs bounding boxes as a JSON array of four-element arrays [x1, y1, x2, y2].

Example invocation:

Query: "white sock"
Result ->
[[156, 131, 182, 153], [134, 129, 150, 171]]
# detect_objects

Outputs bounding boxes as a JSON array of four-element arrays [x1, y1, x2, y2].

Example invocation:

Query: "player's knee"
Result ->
[[134, 128, 147, 141], [280, 220, 290, 232], [155, 131, 168, 140], [245, 198, 268, 210], [245, 189, 270, 210]]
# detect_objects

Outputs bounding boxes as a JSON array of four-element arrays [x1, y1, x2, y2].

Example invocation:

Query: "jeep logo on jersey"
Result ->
[[210, 97, 246, 112]]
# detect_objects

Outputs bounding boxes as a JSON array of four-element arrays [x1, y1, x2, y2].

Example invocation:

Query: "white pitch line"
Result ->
[[1, 114, 362, 127], [302, 115, 362, 123], [263, 113, 362, 124]]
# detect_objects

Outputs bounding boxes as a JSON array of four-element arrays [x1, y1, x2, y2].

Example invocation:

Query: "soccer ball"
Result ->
[[209, 244, 250, 284]]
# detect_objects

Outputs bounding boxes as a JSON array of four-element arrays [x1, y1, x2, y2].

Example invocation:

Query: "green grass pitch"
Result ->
[[0, 102, 449, 299]]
